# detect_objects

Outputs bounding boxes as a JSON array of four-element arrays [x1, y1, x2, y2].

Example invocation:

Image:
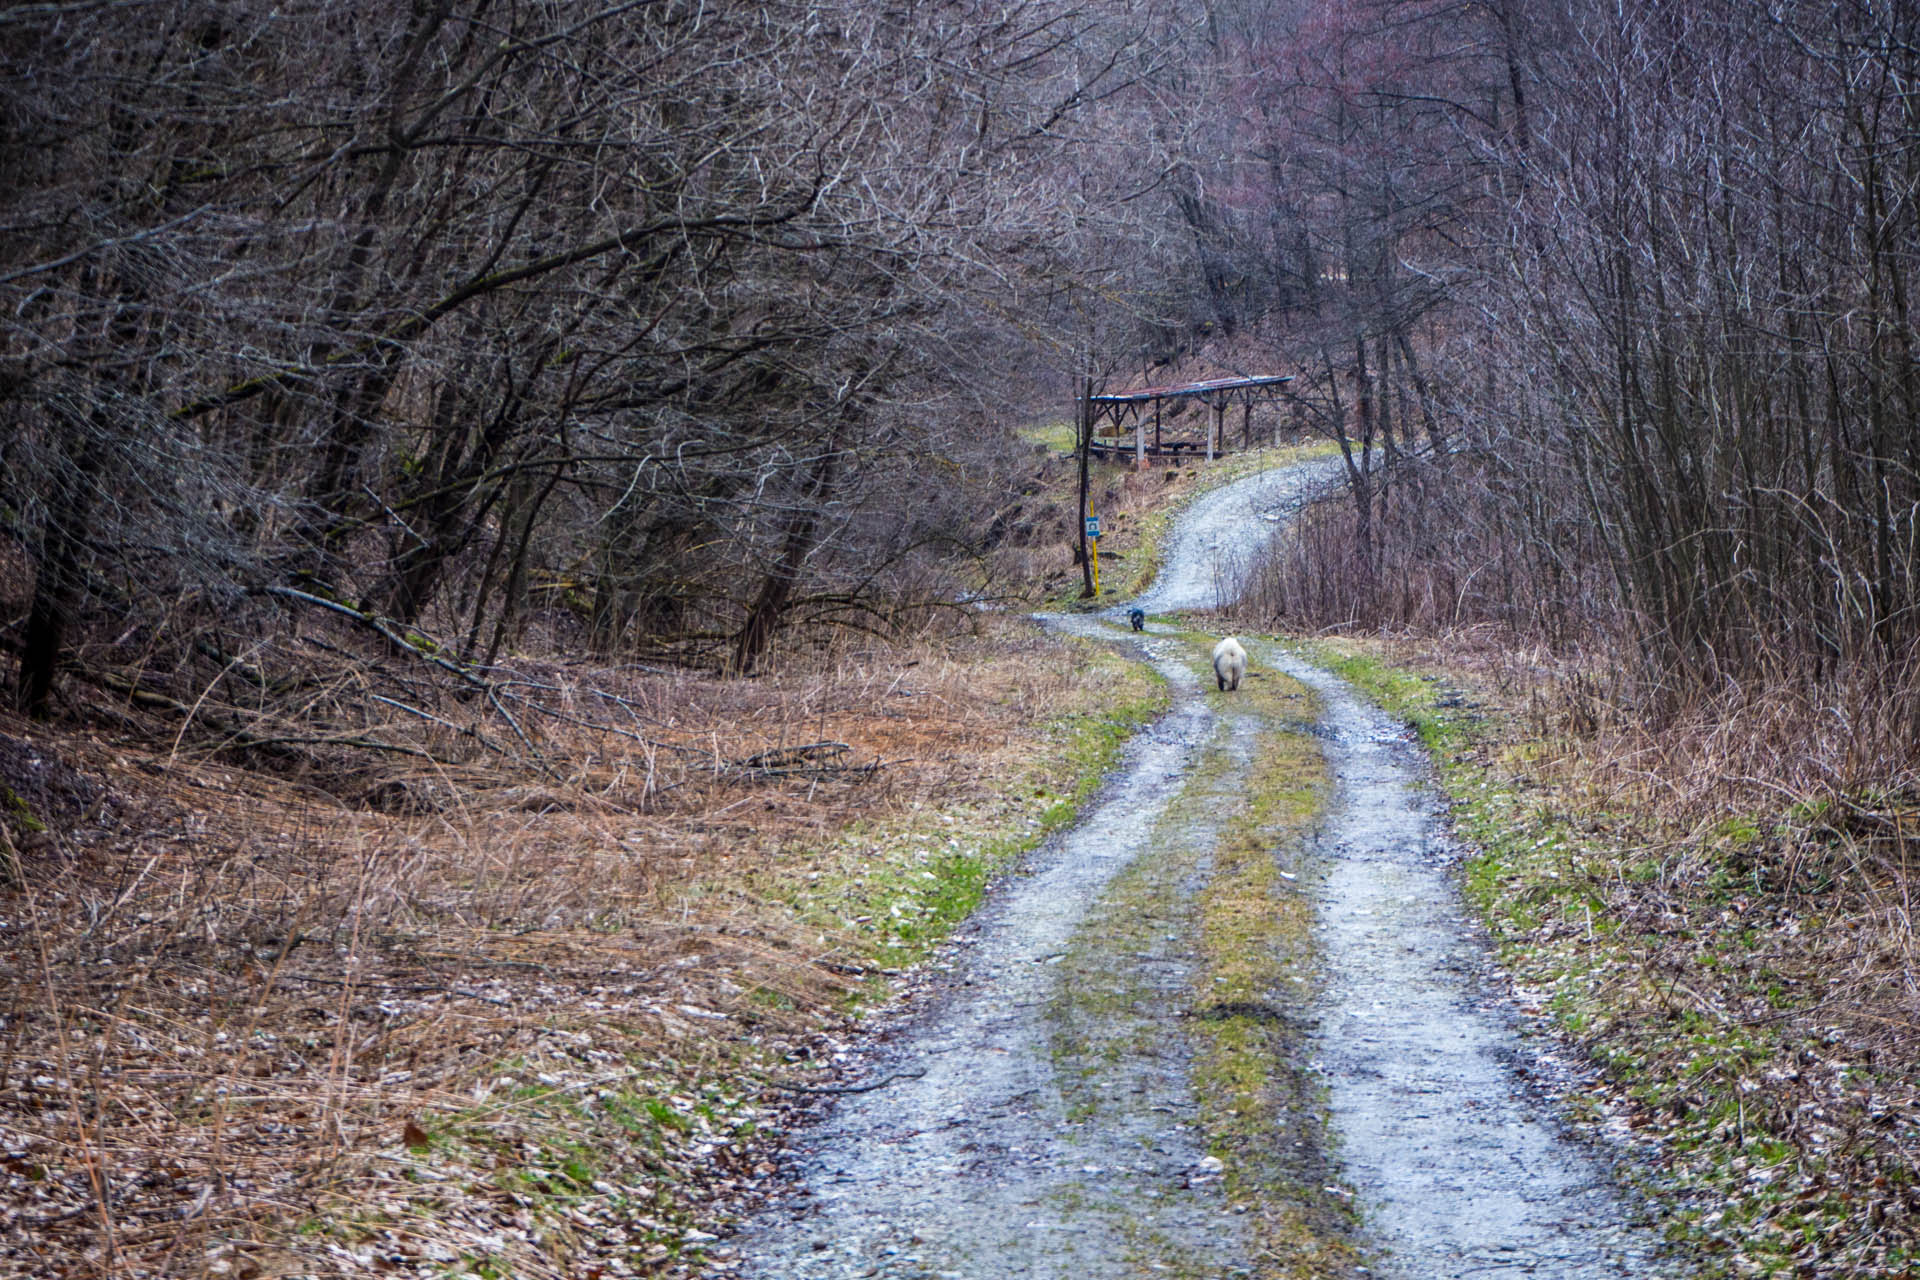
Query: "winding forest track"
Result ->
[[730, 463, 1672, 1280], [1125, 459, 1342, 617]]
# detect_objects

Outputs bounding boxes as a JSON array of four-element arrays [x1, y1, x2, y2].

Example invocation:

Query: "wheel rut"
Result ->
[[1260, 645, 1671, 1278], [733, 635, 1248, 1278]]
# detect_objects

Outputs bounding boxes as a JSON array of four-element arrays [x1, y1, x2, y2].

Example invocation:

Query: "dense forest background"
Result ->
[[4, 0, 1916, 789]]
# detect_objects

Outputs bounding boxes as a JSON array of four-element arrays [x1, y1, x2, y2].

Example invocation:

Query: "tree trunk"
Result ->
[[1076, 377, 1095, 598], [734, 442, 842, 674], [15, 438, 99, 717]]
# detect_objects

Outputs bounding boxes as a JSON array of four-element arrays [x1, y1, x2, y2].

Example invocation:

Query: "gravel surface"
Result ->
[[730, 459, 1679, 1280], [731, 630, 1248, 1278], [1124, 459, 1342, 617]]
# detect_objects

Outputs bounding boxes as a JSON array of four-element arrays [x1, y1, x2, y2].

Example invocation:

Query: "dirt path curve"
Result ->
[[1126, 459, 1342, 616], [731, 463, 1671, 1280]]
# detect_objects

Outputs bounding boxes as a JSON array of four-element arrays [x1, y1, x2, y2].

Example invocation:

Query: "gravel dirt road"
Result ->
[[729, 463, 1673, 1280]]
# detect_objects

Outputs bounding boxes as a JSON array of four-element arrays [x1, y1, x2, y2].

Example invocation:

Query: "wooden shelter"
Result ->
[[1068, 371, 1295, 599], [1085, 374, 1294, 465]]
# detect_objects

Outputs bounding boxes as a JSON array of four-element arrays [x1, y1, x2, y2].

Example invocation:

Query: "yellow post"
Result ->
[[1083, 510, 1102, 596]]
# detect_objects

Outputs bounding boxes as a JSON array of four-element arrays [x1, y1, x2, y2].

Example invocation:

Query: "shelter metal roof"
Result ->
[[1089, 374, 1292, 404]]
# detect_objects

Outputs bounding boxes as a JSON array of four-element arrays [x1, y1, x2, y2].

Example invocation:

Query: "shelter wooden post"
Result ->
[[1243, 400, 1253, 449], [1135, 402, 1146, 467]]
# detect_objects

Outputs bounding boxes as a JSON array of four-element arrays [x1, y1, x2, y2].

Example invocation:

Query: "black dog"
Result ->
[[1128, 608, 1145, 632]]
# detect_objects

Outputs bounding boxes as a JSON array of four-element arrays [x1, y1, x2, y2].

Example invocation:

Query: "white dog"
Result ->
[[1212, 637, 1247, 692]]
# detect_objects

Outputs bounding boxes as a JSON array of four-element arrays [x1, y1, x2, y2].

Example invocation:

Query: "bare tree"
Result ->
[[1, 0, 1160, 751]]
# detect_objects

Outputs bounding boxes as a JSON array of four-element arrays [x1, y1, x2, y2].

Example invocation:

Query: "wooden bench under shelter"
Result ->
[[1084, 374, 1294, 465]]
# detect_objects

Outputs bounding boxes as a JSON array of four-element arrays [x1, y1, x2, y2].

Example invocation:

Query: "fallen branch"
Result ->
[[733, 741, 850, 772], [273, 973, 512, 1006], [759, 1065, 928, 1095], [258, 586, 485, 687]]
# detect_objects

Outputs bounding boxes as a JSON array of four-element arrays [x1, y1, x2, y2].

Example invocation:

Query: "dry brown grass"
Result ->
[[0, 618, 1137, 1279]]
